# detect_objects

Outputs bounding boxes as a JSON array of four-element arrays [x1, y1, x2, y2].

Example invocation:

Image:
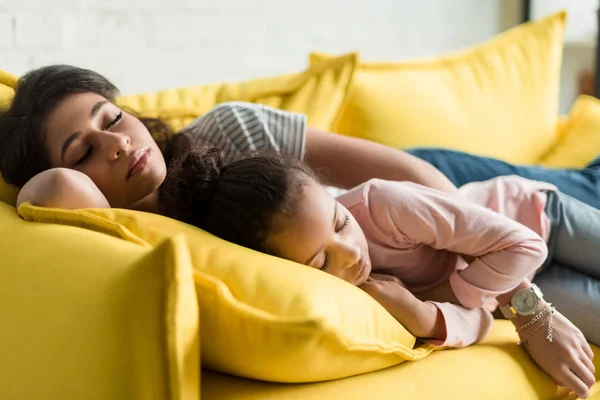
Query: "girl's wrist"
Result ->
[[416, 301, 446, 340]]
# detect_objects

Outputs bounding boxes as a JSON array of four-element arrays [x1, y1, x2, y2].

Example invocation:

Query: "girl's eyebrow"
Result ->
[[61, 101, 108, 161], [304, 202, 338, 265]]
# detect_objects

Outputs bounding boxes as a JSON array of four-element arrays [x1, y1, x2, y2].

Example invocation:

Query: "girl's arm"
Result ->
[[17, 168, 110, 210], [349, 180, 594, 399], [304, 127, 458, 194], [354, 179, 547, 308], [362, 274, 493, 348]]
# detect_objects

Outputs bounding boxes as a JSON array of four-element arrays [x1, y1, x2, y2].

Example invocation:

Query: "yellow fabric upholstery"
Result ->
[[201, 321, 600, 400], [311, 12, 566, 165], [0, 70, 19, 205], [541, 95, 600, 168], [18, 203, 433, 384], [117, 53, 357, 132], [0, 202, 199, 400], [0, 69, 17, 110]]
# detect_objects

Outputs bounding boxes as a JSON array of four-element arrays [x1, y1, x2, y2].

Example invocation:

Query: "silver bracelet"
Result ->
[[517, 316, 549, 345], [546, 304, 556, 343], [515, 306, 547, 333], [516, 303, 556, 345]]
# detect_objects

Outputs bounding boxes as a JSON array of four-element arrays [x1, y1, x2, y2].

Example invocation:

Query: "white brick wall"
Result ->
[[0, 0, 520, 96]]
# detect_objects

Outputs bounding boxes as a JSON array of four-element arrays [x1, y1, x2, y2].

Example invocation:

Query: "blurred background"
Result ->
[[0, 0, 596, 113]]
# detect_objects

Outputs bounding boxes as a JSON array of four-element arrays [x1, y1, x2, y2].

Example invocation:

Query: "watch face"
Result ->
[[512, 290, 539, 315]]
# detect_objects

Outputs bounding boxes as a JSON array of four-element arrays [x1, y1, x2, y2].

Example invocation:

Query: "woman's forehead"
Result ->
[[44, 93, 108, 160]]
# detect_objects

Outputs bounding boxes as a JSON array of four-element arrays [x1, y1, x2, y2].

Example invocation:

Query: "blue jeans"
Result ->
[[538, 191, 600, 345], [406, 148, 600, 344], [406, 148, 600, 209]]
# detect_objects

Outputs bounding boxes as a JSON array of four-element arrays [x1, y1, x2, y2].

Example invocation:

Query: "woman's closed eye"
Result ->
[[106, 111, 122, 130], [75, 146, 93, 166]]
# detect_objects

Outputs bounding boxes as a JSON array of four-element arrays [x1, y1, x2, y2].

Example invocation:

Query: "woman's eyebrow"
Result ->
[[60, 101, 108, 161], [304, 202, 338, 265]]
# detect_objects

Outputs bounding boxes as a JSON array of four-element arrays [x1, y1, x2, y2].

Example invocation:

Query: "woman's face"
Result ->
[[267, 176, 372, 286], [44, 92, 167, 208]]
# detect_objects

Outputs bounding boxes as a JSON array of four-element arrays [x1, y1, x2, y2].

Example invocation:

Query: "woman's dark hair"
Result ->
[[160, 146, 318, 254], [0, 64, 185, 187]]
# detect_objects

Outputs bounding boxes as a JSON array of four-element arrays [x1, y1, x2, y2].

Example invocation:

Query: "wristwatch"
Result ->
[[499, 284, 544, 319]]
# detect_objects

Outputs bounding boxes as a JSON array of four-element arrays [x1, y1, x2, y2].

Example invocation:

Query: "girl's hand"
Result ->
[[413, 279, 460, 305], [360, 275, 444, 339], [518, 310, 595, 399]]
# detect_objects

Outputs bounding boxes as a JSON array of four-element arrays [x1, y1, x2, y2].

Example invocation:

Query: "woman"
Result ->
[[0, 65, 596, 397], [0, 65, 457, 213]]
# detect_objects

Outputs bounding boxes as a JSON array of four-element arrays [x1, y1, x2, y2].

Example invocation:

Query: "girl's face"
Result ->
[[43, 92, 167, 208], [268, 176, 372, 286]]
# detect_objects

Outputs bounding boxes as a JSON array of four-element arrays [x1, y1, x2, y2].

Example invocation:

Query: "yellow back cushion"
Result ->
[[19, 203, 433, 383], [311, 12, 566, 165], [540, 95, 600, 168], [117, 53, 357, 132], [0, 203, 199, 400]]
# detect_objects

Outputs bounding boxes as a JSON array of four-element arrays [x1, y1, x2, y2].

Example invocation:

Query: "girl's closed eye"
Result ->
[[337, 214, 350, 233], [320, 214, 351, 271]]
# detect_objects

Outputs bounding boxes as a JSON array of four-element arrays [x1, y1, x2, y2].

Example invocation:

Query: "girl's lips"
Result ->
[[355, 257, 370, 281], [127, 148, 151, 180]]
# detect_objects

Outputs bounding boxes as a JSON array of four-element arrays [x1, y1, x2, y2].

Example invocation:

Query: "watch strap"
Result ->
[[499, 303, 518, 319]]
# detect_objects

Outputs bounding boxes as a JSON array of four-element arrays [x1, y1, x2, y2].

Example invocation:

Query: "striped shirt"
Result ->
[[179, 102, 307, 163]]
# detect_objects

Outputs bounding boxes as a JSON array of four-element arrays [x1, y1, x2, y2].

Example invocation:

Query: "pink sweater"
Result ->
[[336, 176, 555, 347]]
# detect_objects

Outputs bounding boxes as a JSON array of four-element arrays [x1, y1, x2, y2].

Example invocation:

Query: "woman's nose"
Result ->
[[101, 132, 130, 160]]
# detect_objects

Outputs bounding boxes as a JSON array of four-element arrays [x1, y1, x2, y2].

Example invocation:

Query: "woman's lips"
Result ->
[[127, 148, 151, 180]]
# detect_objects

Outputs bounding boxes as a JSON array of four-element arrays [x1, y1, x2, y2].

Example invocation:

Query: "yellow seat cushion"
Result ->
[[201, 321, 600, 400], [18, 203, 433, 383], [540, 95, 600, 168], [311, 12, 566, 165], [0, 202, 199, 400], [116, 52, 357, 132]]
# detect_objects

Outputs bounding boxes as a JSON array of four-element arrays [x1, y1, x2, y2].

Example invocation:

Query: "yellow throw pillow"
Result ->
[[117, 53, 357, 132], [19, 203, 434, 383], [0, 202, 199, 400], [311, 12, 566, 165], [0, 69, 17, 110], [0, 70, 19, 205], [540, 95, 600, 168]]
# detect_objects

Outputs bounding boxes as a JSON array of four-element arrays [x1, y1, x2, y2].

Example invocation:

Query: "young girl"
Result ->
[[157, 147, 596, 399]]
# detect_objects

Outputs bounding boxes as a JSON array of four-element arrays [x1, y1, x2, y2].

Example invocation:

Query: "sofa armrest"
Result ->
[[0, 202, 199, 400]]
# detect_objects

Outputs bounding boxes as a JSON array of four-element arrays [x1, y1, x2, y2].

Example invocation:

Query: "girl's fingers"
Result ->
[[563, 365, 592, 399], [580, 341, 595, 362], [572, 357, 596, 391], [580, 350, 596, 375]]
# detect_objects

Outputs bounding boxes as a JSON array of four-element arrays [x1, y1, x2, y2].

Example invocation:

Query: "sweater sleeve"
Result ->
[[423, 302, 493, 348], [358, 179, 548, 309]]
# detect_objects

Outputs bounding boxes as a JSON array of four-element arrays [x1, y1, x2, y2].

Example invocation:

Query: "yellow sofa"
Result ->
[[1, 12, 600, 400]]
